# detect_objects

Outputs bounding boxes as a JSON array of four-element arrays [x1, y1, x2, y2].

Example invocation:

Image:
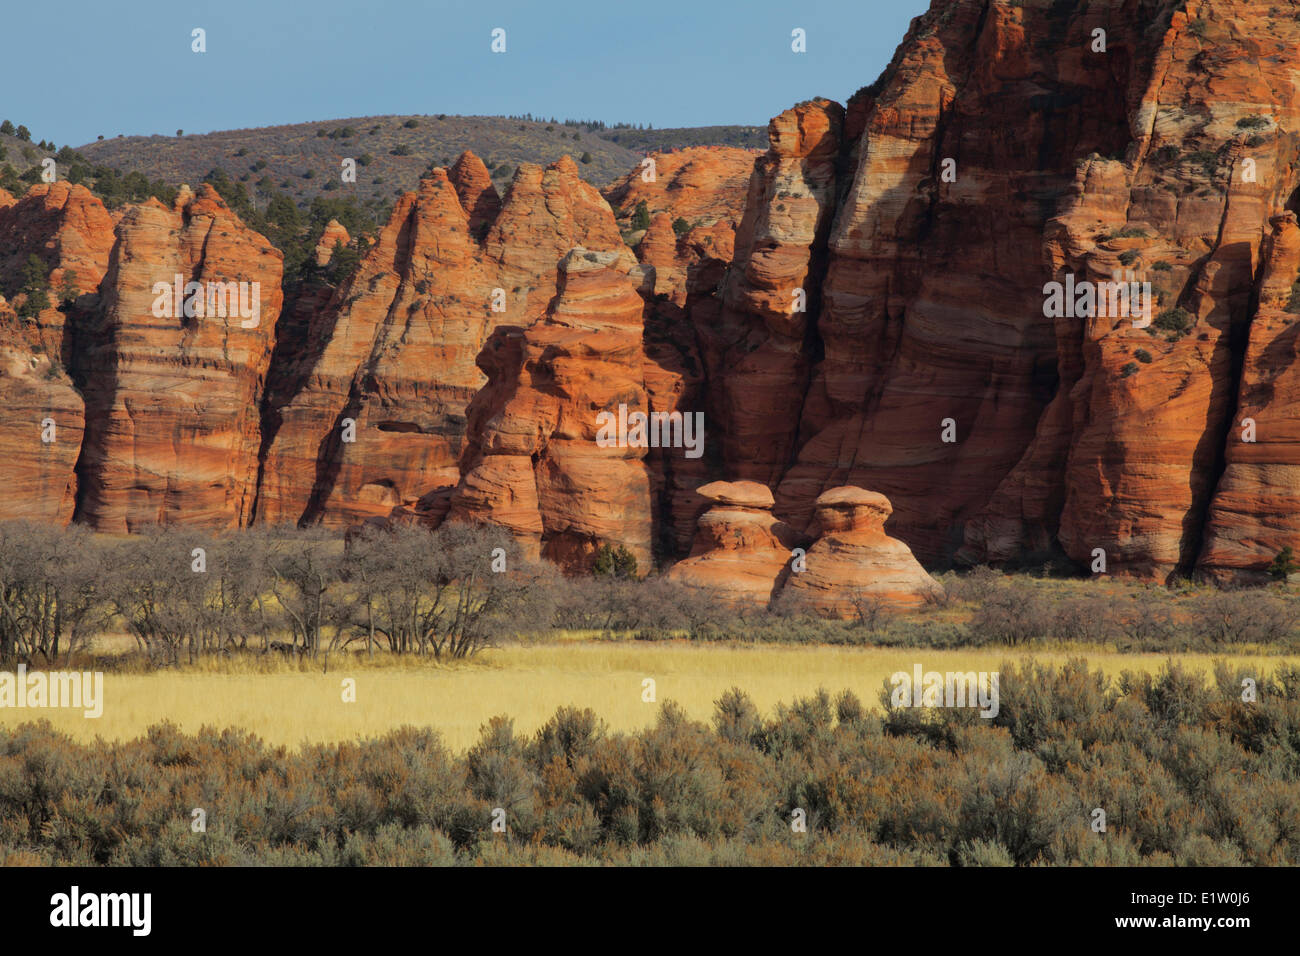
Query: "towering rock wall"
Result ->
[[701, 99, 845, 493], [74, 185, 282, 531], [716, 0, 1300, 584], [776, 1, 1152, 562], [256, 152, 633, 529], [6, 1, 1300, 586]]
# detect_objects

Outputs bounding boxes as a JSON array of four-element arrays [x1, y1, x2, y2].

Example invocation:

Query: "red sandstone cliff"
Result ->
[[256, 152, 634, 529], [446, 248, 656, 569], [3, 0, 1300, 587], [74, 185, 282, 530], [0, 183, 115, 523]]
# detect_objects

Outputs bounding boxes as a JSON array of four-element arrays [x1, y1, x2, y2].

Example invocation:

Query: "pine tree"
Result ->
[[1267, 546, 1299, 581], [632, 200, 651, 231], [16, 254, 50, 320]]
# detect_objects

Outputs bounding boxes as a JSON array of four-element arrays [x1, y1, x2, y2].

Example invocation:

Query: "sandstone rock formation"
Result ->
[[4, 0, 1300, 590], [667, 482, 939, 615], [718, 0, 1300, 584], [955, 0, 1300, 580], [448, 151, 501, 239], [781, 487, 944, 615], [700, 99, 844, 497], [74, 184, 282, 530], [313, 219, 351, 267], [666, 480, 801, 608], [0, 182, 115, 524], [0, 300, 82, 523], [634, 213, 737, 556], [445, 248, 655, 569], [257, 152, 633, 528], [603, 146, 757, 230], [0, 182, 116, 304], [1198, 211, 1300, 581]]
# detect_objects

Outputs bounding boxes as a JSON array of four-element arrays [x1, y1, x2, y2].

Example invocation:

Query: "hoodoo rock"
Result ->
[[780, 487, 943, 616], [74, 184, 282, 531], [448, 151, 502, 239], [445, 248, 655, 569], [666, 480, 802, 608], [313, 219, 351, 267]]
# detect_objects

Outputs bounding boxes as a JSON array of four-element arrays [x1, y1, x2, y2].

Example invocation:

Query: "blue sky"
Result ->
[[1, 0, 929, 148]]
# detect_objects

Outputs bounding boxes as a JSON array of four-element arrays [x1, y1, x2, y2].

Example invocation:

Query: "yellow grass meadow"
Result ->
[[2, 639, 1294, 751]]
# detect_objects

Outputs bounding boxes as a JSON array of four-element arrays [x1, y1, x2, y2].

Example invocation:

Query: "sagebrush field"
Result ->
[[2, 657, 1297, 866]]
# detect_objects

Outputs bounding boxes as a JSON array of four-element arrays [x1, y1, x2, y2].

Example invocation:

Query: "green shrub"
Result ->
[[1103, 225, 1148, 241], [1185, 149, 1218, 176], [1153, 307, 1192, 333], [1288, 282, 1300, 314], [1268, 546, 1299, 581]]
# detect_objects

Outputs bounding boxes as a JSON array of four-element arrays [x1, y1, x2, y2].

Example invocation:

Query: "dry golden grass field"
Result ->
[[4, 638, 1295, 751]]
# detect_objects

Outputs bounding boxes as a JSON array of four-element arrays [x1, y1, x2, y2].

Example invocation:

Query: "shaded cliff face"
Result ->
[[0, 299, 83, 523], [1198, 212, 1300, 582], [774, 1, 1148, 561], [702, 99, 845, 494], [0, 183, 115, 523], [964, 0, 1300, 581]]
